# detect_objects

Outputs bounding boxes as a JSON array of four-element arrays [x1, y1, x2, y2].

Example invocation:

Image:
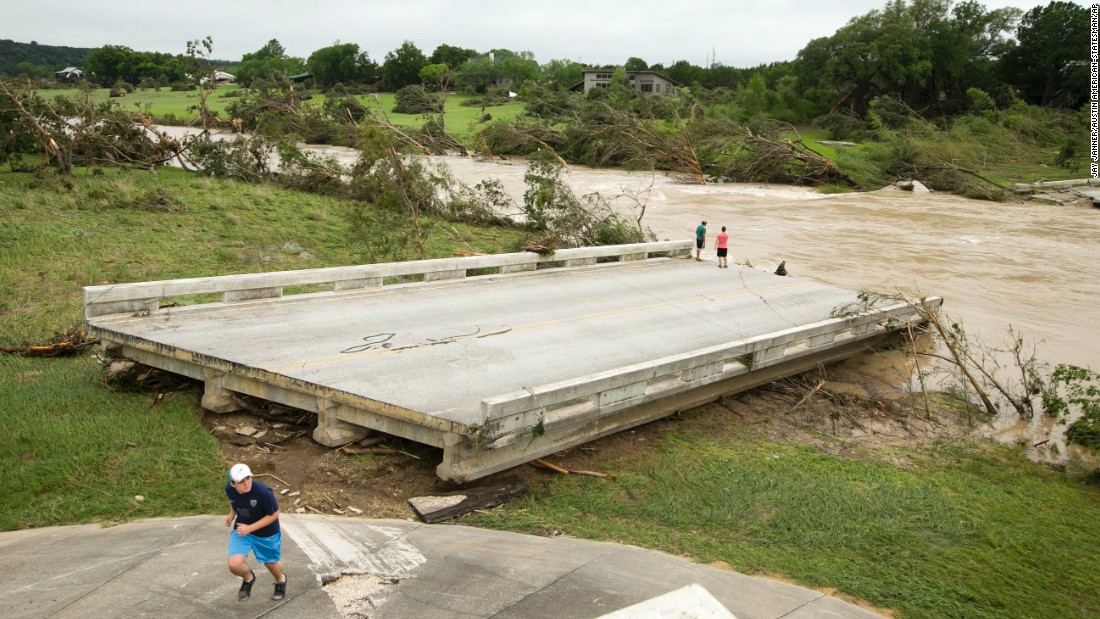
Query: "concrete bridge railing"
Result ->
[[474, 297, 942, 451], [83, 240, 693, 319]]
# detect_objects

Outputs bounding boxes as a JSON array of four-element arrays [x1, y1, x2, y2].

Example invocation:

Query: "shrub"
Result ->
[[392, 85, 442, 114]]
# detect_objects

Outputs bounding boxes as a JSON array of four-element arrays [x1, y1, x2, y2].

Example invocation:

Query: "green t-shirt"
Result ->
[[696, 225, 706, 240]]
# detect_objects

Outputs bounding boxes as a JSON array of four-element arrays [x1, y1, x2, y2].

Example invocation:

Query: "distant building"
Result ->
[[200, 70, 236, 85], [55, 67, 83, 81], [288, 71, 313, 83], [573, 70, 678, 96]]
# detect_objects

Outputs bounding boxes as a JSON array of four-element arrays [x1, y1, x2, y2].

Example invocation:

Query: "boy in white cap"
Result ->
[[225, 463, 287, 601]]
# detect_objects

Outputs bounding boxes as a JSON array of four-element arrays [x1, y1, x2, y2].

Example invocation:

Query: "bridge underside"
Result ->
[[85, 242, 939, 482]]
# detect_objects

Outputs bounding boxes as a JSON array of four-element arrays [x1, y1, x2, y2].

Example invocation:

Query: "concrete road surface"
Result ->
[[1, 514, 885, 619]]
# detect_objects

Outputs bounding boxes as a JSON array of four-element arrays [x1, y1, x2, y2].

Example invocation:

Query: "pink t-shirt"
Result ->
[[716, 231, 729, 249]]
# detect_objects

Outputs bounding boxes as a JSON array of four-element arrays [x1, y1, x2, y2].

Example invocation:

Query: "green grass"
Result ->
[[0, 354, 226, 530], [42, 87, 526, 141], [795, 121, 1090, 188], [465, 415, 1100, 619], [0, 166, 526, 345], [0, 163, 527, 529], [48, 85, 242, 118], [348, 92, 526, 140]]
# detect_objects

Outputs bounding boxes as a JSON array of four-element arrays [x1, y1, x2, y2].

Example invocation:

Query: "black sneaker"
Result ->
[[238, 570, 255, 601], [273, 576, 287, 601]]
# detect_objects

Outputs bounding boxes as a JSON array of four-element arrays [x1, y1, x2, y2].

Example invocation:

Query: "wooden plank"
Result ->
[[407, 480, 528, 523]]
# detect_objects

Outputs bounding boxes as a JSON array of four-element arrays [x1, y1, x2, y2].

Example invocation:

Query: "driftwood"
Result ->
[[530, 458, 611, 478], [0, 330, 99, 357], [408, 480, 528, 523], [789, 380, 826, 411]]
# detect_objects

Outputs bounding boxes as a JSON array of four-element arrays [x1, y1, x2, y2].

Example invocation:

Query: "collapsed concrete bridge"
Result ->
[[84, 241, 940, 482]]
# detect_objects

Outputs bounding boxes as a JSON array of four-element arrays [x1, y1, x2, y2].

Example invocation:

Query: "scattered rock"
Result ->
[[236, 426, 258, 437], [347, 506, 363, 515], [134, 495, 145, 502], [106, 360, 136, 378], [894, 179, 931, 192]]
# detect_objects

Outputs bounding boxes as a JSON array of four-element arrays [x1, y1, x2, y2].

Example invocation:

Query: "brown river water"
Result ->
[[163, 130, 1100, 463], [440, 156, 1100, 466]]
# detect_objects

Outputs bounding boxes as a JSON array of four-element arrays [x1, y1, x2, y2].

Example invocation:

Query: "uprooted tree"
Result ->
[[0, 80, 189, 174], [832, 291, 1100, 455]]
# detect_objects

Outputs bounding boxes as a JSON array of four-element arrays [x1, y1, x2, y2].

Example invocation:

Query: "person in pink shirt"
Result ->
[[715, 226, 729, 268]]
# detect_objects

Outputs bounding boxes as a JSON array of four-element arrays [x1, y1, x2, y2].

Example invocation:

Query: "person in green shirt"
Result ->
[[695, 220, 707, 261]]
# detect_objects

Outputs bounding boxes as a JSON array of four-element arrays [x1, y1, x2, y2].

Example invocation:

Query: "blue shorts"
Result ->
[[228, 529, 282, 564]]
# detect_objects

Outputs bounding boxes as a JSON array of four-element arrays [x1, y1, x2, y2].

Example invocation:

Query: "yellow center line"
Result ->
[[261, 279, 817, 374]]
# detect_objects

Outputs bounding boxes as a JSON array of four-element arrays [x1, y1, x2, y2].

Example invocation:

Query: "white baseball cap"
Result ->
[[228, 463, 252, 484]]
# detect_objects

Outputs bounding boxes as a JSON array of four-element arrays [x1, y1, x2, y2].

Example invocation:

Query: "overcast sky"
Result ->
[[0, 1, 1087, 68]]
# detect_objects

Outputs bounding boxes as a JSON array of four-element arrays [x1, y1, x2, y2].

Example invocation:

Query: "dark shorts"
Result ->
[[696, 238, 704, 249], [717, 248, 728, 257]]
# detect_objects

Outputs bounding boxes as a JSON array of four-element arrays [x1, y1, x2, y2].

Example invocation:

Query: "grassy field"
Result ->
[[44, 87, 524, 141], [47, 85, 240, 118]]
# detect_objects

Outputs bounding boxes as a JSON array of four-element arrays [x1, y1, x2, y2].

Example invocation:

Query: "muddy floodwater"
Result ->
[[164, 129, 1100, 462], [438, 156, 1099, 371]]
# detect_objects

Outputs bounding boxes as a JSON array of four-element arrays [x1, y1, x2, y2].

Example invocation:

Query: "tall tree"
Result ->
[[665, 60, 704, 87], [624, 57, 648, 72], [236, 39, 305, 87], [429, 44, 477, 69], [382, 41, 428, 90], [456, 49, 539, 93], [82, 45, 136, 86], [540, 58, 585, 89], [999, 1, 1089, 107], [307, 42, 377, 88]]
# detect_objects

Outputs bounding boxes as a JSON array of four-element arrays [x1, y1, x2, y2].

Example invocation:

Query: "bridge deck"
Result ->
[[85, 242, 937, 481]]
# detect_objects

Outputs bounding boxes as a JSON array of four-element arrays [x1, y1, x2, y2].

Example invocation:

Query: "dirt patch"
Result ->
[[203, 349, 978, 521]]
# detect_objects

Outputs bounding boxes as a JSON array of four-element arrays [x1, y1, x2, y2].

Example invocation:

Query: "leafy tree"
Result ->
[[624, 57, 648, 72], [794, 0, 1024, 117], [235, 39, 305, 87], [456, 56, 496, 93], [1000, 1, 1089, 107], [540, 59, 585, 89], [419, 63, 453, 91], [665, 60, 704, 87], [429, 43, 477, 69], [81, 44, 187, 87], [307, 43, 378, 88], [456, 49, 539, 93], [703, 63, 744, 89], [737, 74, 773, 117], [382, 40, 428, 90], [82, 45, 136, 86], [920, 1, 1021, 114], [14, 61, 50, 79], [496, 50, 541, 87]]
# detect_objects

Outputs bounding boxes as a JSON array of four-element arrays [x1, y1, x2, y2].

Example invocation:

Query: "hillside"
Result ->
[[0, 38, 91, 76]]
